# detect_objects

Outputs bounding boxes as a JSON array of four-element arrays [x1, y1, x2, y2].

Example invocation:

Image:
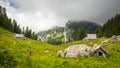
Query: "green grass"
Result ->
[[0, 27, 120, 68]]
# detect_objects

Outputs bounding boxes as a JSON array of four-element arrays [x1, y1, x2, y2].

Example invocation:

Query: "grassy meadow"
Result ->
[[0, 27, 120, 68]]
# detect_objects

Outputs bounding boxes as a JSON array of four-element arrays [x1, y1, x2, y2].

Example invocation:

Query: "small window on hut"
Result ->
[[98, 52, 102, 56]]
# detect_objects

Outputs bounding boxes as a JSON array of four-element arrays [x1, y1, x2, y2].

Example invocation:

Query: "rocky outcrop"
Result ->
[[64, 44, 92, 57]]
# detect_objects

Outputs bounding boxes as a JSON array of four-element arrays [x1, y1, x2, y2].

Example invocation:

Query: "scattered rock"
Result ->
[[44, 50, 50, 54], [101, 40, 110, 44], [57, 50, 64, 57], [112, 35, 120, 43]]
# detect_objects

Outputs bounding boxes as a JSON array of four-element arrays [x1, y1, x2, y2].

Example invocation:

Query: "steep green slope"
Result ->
[[0, 27, 120, 68], [0, 27, 58, 68], [38, 26, 65, 45]]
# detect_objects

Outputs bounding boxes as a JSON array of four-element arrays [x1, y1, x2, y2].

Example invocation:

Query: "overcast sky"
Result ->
[[0, 0, 120, 32]]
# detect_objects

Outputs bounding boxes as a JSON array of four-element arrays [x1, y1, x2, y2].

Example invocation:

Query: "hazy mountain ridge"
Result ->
[[65, 20, 100, 33], [38, 21, 100, 44]]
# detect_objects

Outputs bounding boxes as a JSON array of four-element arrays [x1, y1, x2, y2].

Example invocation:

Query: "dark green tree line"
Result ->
[[75, 28, 87, 41], [24, 26, 37, 40], [96, 14, 120, 37]]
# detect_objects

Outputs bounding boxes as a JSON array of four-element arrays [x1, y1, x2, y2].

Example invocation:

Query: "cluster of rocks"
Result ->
[[57, 44, 108, 58], [101, 35, 120, 44], [101, 39, 110, 44], [112, 35, 120, 43]]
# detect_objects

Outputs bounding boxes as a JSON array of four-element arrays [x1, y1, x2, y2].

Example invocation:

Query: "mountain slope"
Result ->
[[38, 26, 65, 44], [65, 20, 100, 33], [0, 27, 58, 67], [0, 27, 120, 68]]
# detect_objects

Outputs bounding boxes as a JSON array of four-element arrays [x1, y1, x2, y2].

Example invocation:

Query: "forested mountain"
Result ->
[[0, 6, 37, 40], [65, 20, 100, 33]]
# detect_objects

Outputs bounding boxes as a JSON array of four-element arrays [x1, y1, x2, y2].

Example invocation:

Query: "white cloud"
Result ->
[[0, 0, 120, 32], [0, 0, 67, 32]]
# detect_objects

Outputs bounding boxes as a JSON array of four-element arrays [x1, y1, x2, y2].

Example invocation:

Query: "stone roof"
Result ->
[[91, 44, 108, 54], [84, 34, 97, 40], [15, 34, 24, 38]]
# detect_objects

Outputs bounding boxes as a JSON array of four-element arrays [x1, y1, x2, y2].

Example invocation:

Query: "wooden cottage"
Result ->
[[83, 34, 97, 41], [15, 34, 25, 39]]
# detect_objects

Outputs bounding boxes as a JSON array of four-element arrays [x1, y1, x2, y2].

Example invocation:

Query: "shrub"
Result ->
[[0, 49, 16, 68]]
